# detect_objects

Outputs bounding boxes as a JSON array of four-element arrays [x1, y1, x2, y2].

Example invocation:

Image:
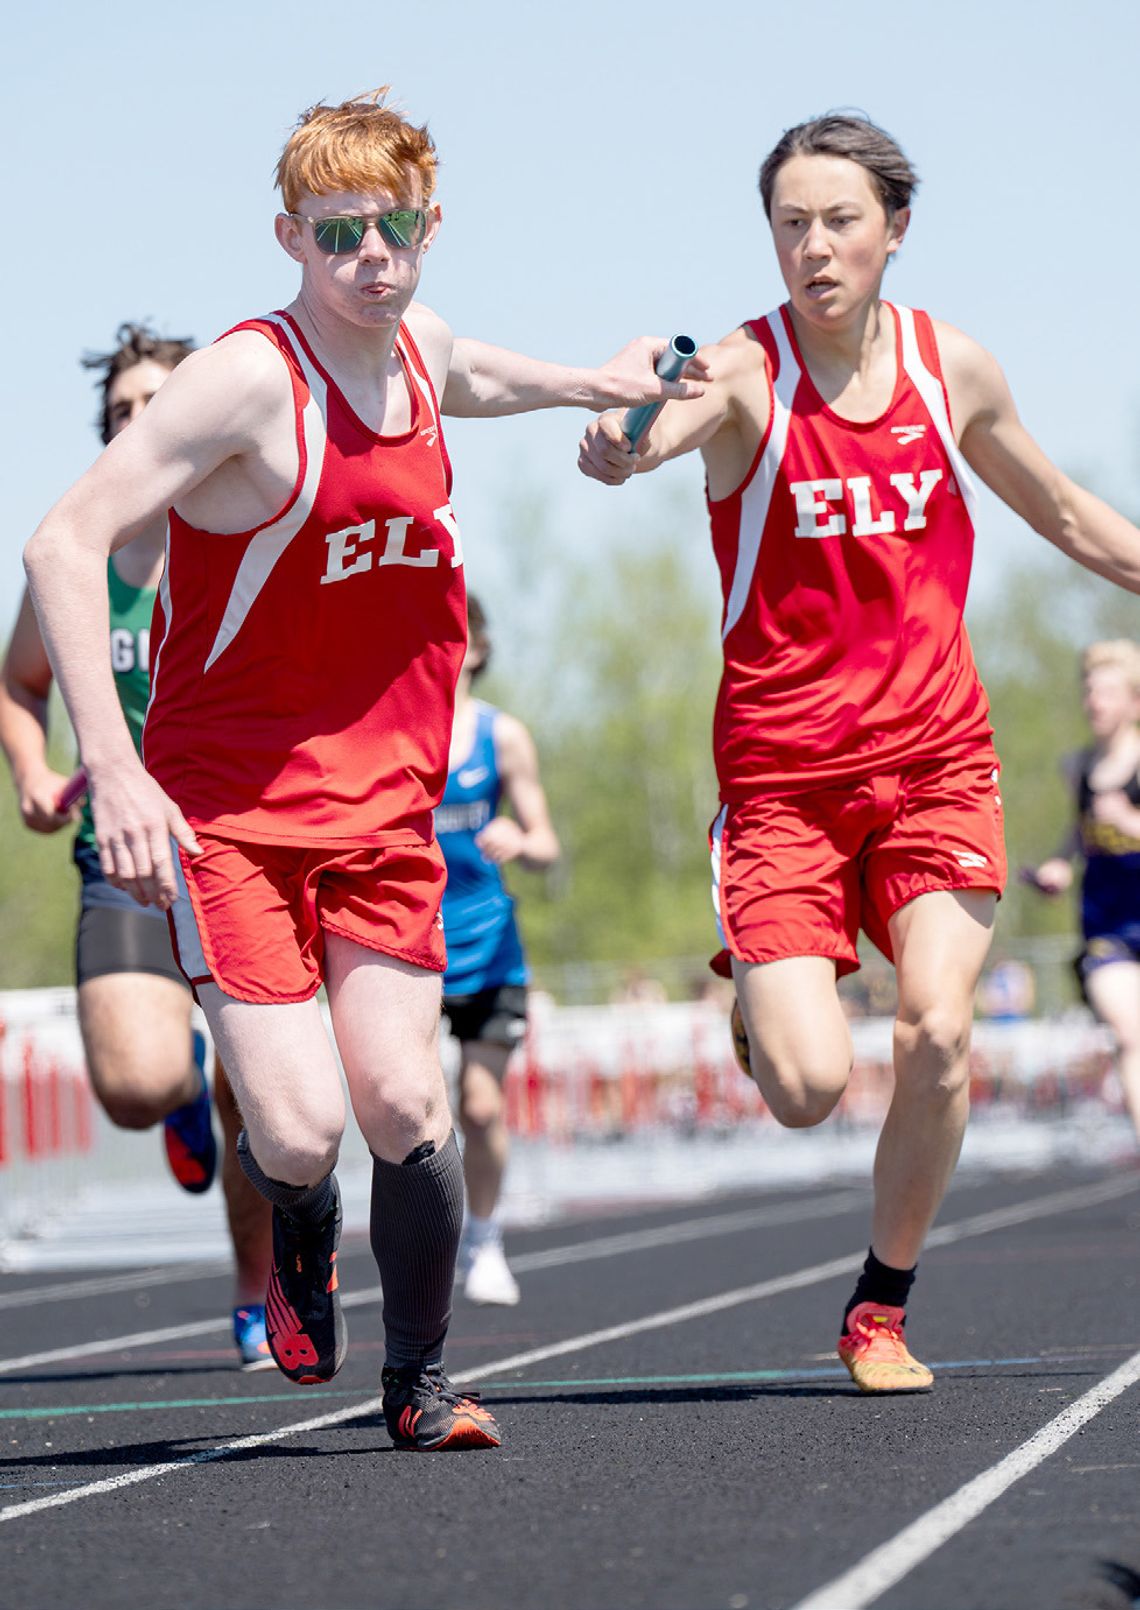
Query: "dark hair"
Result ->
[[81, 322, 195, 444], [467, 593, 492, 678], [758, 113, 918, 221]]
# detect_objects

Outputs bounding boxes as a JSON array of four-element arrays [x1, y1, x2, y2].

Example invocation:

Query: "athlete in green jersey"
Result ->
[[0, 325, 272, 1367]]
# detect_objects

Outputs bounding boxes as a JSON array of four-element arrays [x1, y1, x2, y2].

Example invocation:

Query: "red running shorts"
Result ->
[[710, 748, 1006, 979], [169, 833, 448, 1004]]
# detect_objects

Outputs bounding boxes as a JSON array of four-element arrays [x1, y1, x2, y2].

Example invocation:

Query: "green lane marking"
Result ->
[[0, 1355, 1079, 1423], [0, 1388, 372, 1422]]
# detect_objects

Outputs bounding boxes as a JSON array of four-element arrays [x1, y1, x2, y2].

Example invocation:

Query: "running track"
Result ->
[[1, 1166, 1138, 1609]]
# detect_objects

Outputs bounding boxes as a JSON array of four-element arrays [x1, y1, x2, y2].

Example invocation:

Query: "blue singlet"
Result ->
[[436, 702, 528, 995]]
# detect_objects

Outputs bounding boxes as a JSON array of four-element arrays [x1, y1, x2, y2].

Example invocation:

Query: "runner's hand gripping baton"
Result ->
[[620, 335, 698, 450], [55, 767, 89, 813]]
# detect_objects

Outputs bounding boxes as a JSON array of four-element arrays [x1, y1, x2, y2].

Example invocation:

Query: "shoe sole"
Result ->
[[838, 1348, 934, 1394], [393, 1419, 503, 1451]]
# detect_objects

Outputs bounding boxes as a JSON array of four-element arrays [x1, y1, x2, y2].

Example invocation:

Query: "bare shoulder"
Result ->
[[929, 318, 1010, 424], [403, 301, 453, 394], [707, 323, 770, 380], [143, 333, 294, 439], [491, 709, 537, 769]]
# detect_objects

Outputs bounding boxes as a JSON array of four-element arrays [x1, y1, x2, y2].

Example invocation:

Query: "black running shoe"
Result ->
[[265, 1178, 346, 1384], [381, 1364, 502, 1451]]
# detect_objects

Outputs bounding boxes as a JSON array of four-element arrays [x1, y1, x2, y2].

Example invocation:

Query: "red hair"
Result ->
[[275, 87, 437, 211]]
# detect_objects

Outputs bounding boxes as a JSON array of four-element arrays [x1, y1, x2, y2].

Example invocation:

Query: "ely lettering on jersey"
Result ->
[[144, 311, 466, 847], [709, 302, 992, 796]]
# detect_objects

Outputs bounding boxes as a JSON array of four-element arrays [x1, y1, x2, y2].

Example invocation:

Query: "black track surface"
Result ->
[[2, 1166, 1138, 1610]]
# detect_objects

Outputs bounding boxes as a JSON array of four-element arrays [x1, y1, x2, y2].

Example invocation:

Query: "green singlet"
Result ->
[[74, 557, 155, 856]]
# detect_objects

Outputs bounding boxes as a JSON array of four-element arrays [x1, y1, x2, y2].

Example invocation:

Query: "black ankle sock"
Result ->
[[370, 1131, 464, 1371], [841, 1248, 917, 1330], [235, 1129, 335, 1225]]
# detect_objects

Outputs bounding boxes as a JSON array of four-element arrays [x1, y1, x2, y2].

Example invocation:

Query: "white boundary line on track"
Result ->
[[1, 1171, 1136, 1524], [0, 1262, 230, 1312], [788, 1345, 1140, 1610], [0, 1189, 870, 1375]]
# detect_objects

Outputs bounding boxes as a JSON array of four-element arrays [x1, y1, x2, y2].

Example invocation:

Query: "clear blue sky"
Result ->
[[5, 0, 1139, 629]]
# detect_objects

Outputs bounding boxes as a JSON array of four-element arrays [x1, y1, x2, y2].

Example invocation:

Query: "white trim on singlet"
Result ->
[[709, 804, 729, 947], [399, 333, 442, 439], [893, 304, 979, 526], [142, 519, 173, 745], [203, 315, 329, 672], [722, 313, 799, 642]]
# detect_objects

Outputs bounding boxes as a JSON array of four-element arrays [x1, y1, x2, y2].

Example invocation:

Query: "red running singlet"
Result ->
[[709, 302, 992, 798], [144, 311, 466, 847]]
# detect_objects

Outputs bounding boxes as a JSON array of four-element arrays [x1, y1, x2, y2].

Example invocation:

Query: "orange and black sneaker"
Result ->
[[730, 999, 753, 1081], [838, 1301, 934, 1394], [265, 1178, 347, 1385], [382, 1364, 502, 1451]]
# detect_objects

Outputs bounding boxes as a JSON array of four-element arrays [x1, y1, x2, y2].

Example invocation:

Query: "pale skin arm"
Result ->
[[22, 337, 289, 908], [402, 302, 708, 419], [475, 713, 560, 872], [0, 588, 74, 833], [576, 327, 771, 490], [938, 323, 1140, 594]]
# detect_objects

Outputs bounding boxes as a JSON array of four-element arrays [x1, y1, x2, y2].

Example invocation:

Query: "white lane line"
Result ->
[[509, 1188, 870, 1273], [2, 1171, 1137, 1525], [789, 1346, 1140, 1610], [1, 1174, 1133, 1376], [0, 1189, 868, 1375], [0, 1262, 230, 1312]]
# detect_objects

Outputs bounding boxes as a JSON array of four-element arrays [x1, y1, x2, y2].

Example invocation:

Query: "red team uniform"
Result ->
[[709, 302, 1006, 976], [145, 311, 466, 1002]]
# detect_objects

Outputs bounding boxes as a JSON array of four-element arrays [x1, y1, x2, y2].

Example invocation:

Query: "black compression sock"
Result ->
[[370, 1130, 464, 1372], [841, 1247, 917, 1331], [235, 1129, 336, 1225]]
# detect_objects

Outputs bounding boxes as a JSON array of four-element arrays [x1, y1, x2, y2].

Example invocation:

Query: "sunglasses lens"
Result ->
[[380, 209, 426, 248], [312, 216, 365, 254]]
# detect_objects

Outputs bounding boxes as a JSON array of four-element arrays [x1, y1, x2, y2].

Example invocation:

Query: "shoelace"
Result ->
[[415, 1369, 496, 1423], [852, 1314, 906, 1351]]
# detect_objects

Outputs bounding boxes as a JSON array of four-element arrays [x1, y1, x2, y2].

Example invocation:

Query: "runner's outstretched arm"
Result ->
[[941, 326, 1140, 593], [22, 337, 285, 906], [403, 302, 707, 418]]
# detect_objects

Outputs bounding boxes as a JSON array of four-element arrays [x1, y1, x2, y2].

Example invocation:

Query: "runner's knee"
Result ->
[[895, 1003, 972, 1097], [751, 1044, 851, 1128]]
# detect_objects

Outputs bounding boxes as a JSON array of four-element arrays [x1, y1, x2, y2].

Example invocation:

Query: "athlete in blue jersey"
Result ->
[[1029, 640, 1140, 1142], [437, 597, 559, 1305]]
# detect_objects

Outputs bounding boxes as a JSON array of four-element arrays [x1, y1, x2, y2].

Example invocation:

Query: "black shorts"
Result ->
[[74, 841, 187, 989], [441, 983, 528, 1050]]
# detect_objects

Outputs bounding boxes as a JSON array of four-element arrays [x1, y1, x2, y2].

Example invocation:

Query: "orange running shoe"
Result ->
[[730, 999, 753, 1081], [838, 1301, 933, 1393], [382, 1364, 502, 1451]]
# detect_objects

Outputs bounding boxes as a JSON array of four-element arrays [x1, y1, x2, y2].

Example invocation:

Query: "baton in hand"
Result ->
[[620, 334, 698, 450], [55, 767, 89, 813]]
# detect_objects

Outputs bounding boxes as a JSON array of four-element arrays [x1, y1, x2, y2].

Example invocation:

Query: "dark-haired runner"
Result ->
[[24, 91, 702, 1450], [1, 325, 273, 1366], [437, 596, 559, 1305], [580, 113, 1140, 1392]]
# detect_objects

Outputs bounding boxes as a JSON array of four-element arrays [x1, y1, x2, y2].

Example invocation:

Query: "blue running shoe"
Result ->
[[163, 1030, 217, 1194], [233, 1304, 273, 1370]]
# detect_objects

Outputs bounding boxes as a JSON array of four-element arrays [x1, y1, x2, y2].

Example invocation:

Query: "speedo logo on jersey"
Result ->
[[321, 503, 464, 586], [789, 472, 942, 539]]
